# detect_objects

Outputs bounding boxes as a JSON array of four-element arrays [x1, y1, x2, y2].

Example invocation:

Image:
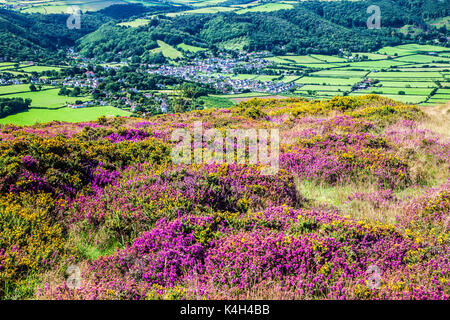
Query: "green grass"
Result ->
[[295, 91, 345, 97], [166, 6, 236, 17], [377, 44, 450, 56], [296, 84, 353, 92], [189, 0, 229, 7], [350, 92, 427, 104], [177, 43, 208, 53], [152, 40, 183, 59], [377, 81, 437, 88], [356, 87, 434, 96], [295, 77, 362, 86], [229, 74, 256, 80], [252, 75, 280, 82], [18, 65, 63, 73], [275, 55, 323, 64], [368, 71, 444, 79], [2, 88, 91, 109], [395, 54, 450, 64], [0, 84, 43, 95], [280, 75, 301, 82], [295, 63, 339, 69], [427, 17, 450, 30], [311, 70, 368, 77], [118, 19, 150, 28], [340, 60, 408, 69], [0, 106, 131, 126], [310, 54, 347, 63], [236, 2, 294, 14], [198, 95, 236, 109], [212, 92, 272, 99]]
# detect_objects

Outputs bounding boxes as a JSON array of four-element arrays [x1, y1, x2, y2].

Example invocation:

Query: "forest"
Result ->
[[0, 1, 448, 63]]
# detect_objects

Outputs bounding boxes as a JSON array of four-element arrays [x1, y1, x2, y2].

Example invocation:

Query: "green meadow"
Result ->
[[177, 43, 208, 53]]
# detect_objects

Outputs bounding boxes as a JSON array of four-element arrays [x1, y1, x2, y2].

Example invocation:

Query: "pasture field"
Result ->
[[197, 95, 236, 109], [166, 6, 236, 17], [189, 0, 229, 7], [0, 84, 46, 95], [295, 63, 339, 69], [236, 2, 294, 14], [19, 0, 127, 14], [310, 54, 347, 63], [395, 54, 450, 64], [275, 55, 323, 64], [377, 81, 437, 88], [350, 92, 427, 104], [427, 16, 450, 30], [311, 70, 369, 78], [262, 44, 450, 104], [18, 65, 64, 73], [295, 84, 353, 92], [340, 60, 408, 69], [118, 19, 150, 28], [295, 90, 345, 97], [279, 75, 300, 82], [176, 43, 208, 53], [0, 85, 130, 127], [356, 87, 434, 96], [252, 75, 280, 82], [0, 106, 131, 125], [295, 77, 363, 86], [152, 40, 183, 59], [2, 88, 91, 109]]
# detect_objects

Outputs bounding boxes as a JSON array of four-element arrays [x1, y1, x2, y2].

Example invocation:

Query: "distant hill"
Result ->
[[76, 0, 449, 60]]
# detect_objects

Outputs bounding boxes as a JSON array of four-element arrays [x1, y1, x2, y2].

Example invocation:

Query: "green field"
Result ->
[[263, 44, 450, 104], [236, 2, 294, 14], [271, 55, 323, 64], [19, 0, 127, 14], [0, 64, 64, 73], [1, 87, 91, 109], [295, 77, 362, 86], [0, 84, 133, 125], [198, 95, 236, 109], [118, 19, 150, 28], [166, 6, 236, 17]]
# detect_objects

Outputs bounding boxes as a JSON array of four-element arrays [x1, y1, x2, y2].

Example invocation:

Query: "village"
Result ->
[[146, 55, 298, 94]]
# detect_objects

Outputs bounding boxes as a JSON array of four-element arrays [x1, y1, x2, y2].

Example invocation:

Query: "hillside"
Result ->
[[1, 1, 448, 63]]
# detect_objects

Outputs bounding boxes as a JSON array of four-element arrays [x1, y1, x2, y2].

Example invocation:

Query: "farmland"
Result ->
[[0, 84, 132, 125], [0, 63, 132, 124], [256, 44, 450, 105], [0, 0, 449, 304], [151, 40, 183, 59]]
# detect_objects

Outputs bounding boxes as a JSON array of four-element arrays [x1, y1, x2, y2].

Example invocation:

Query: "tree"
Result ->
[[29, 84, 37, 92]]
